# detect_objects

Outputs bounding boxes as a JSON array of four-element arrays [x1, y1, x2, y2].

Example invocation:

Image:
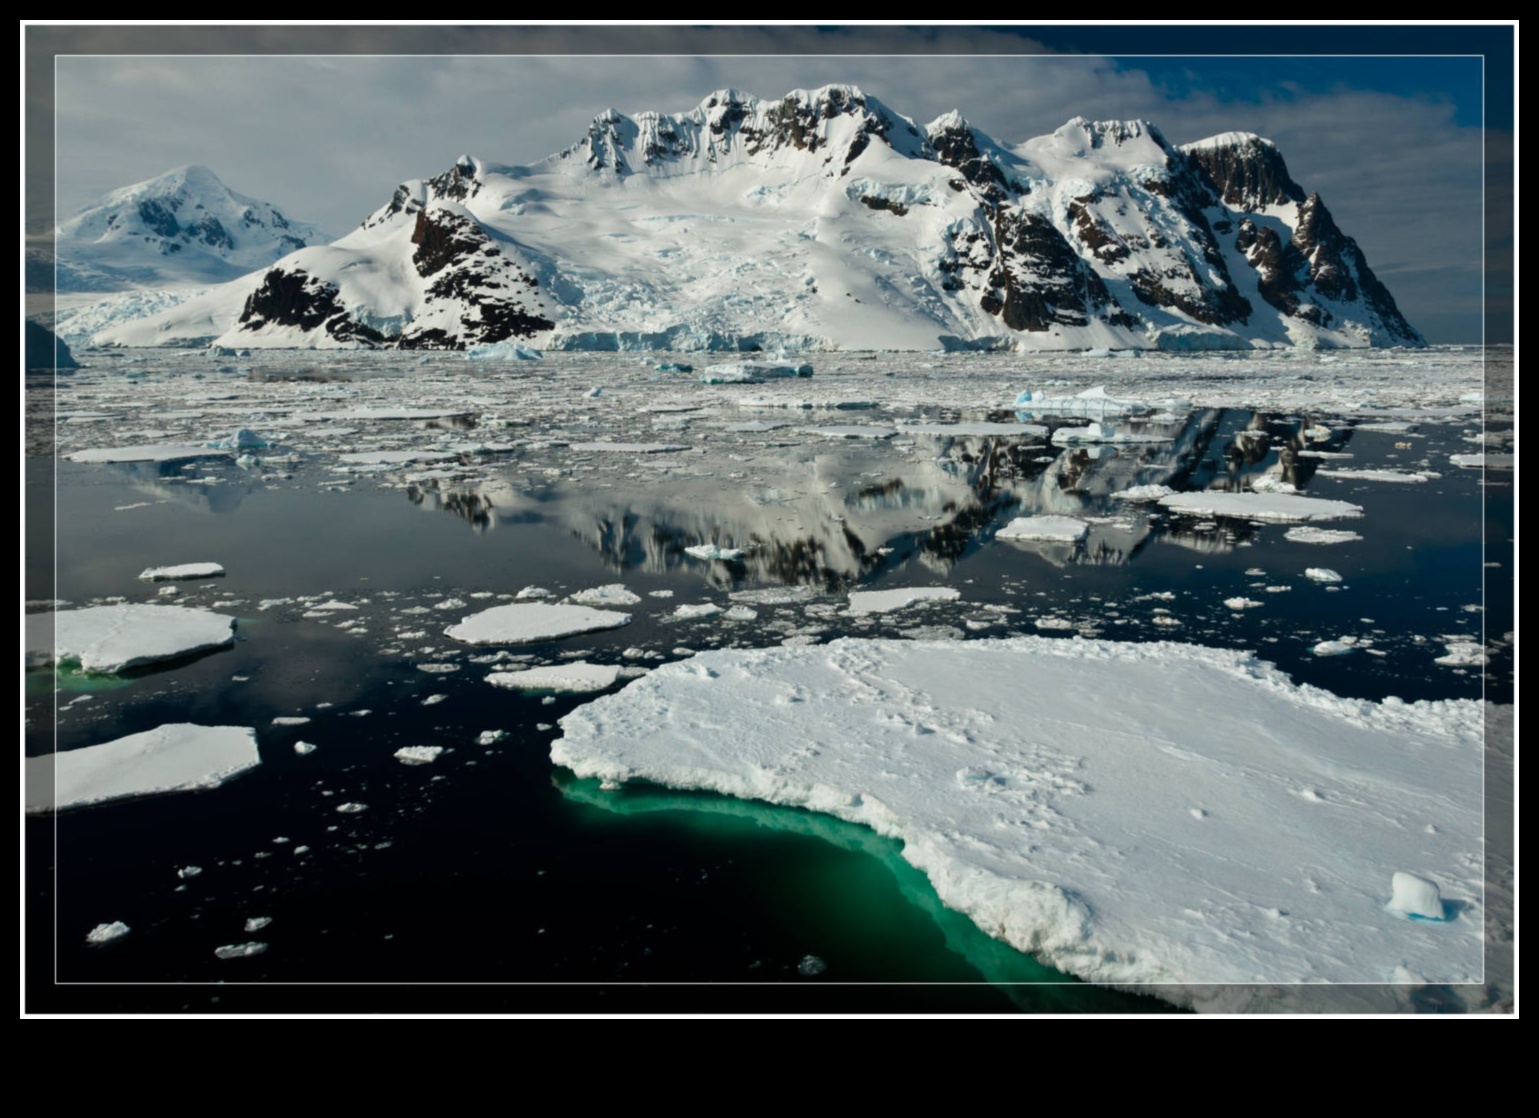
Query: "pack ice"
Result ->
[[26, 724, 261, 813], [28, 604, 237, 673], [554, 637, 1483, 994], [444, 602, 632, 644]]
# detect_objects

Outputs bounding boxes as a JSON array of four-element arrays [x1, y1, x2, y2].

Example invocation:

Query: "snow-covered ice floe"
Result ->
[[1158, 492, 1363, 522], [1014, 385, 1149, 417], [701, 360, 813, 384], [554, 637, 1482, 995], [1449, 453, 1514, 469], [684, 544, 747, 561], [444, 602, 631, 644], [487, 662, 623, 693], [846, 587, 960, 616], [27, 604, 237, 673], [1314, 468, 1431, 483], [996, 515, 1090, 543], [1284, 527, 1363, 545], [26, 724, 260, 813], [138, 562, 225, 581], [898, 421, 1048, 438], [66, 443, 233, 465]]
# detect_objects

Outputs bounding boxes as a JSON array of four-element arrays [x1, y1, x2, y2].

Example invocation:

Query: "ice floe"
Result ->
[[138, 562, 225, 581], [996, 516, 1089, 543], [1284, 527, 1363, 545], [1305, 568, 1344, 583], [1158, 492, 1364, 522], [554, 636, 1483, 992], [214, 942, 268, 960], [569, 584, 643, 607], [486, 662, 624, 692], [1314, 468, 1431, 483], [1014, 385, 1149, 417], [28, 604, 236, 673], [26, 724, 260, 814], [395, 746, 444, 765], [86, 922, 131, 945], [445, 603, 632, 644], [66, 443, 233, 465], [684, 544, 747, 561], [846, 587, 960, 615]]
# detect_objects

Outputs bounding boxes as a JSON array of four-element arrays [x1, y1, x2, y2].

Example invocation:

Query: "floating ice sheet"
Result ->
[[26, 724, 260, 814], [487, 662, 624, 692], [847, 587, 960, 615], [997, 515, 1089, 543], [554, 637, 1483, 993], [445, 603, 631, 644], [1159, 492, 1364, 522], [138, 562, 225, 581], [28, 604, 236, 673]]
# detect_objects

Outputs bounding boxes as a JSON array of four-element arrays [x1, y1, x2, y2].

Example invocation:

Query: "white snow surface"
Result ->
[[29, 604, 236, 673], [1159, 492, 1364, 522], [444, 602, 631, 644], [554, 637, 1483, 993], [26, 724, 261, 813]]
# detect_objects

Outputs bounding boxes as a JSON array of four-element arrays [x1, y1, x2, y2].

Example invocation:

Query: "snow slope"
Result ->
[[94, 87, 1423, 353]]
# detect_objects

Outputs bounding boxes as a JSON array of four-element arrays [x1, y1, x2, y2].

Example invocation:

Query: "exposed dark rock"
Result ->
[[1185, 135, 1305, 212], [26, 320, 78, 369], [983, 209, 1134, 332], [237, 267, 386, 345], [1290, 193, 1421, 342], [427, 158, 481, 202], [136, 199, 181, 239], [929, 121, 1010, 204], [859, 195, 908, 216]]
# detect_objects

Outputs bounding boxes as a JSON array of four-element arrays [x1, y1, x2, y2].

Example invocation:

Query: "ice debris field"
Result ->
[[26, 343, 1512, 1012]]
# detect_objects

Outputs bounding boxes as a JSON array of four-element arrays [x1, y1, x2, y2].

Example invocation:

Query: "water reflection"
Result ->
[[408, 409, 1370, 587]]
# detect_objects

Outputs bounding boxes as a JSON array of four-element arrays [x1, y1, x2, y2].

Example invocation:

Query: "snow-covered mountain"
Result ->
[[41, 165, 329, 292], [94, 87, 1423, 352]]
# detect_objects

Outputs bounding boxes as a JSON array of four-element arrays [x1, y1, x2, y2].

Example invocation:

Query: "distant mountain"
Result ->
[[39, 165, 329, 293], [94, 88, 1423, 351]]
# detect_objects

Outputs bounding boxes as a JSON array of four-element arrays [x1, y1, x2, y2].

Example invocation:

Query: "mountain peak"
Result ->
[[1182, 132, 1305, 211]]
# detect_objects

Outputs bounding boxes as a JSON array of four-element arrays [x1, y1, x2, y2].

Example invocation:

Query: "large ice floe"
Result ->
[[26, 724, 261, 813], [554, 637, 1483, 997], [28, 604, 237, 673], [1158, 492, 1364, 522], [444, 602, 631, 644]]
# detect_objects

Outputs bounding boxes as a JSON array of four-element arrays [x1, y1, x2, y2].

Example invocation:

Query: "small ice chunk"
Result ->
[[515, 586, 553, 600], [336, 802, 367, 813], [1224, 598, 1263, 610], [178, 865, 203, 879], [1388, 872, 1445, 920], [568, 584, 643, 607], [684, 544, 747, 561], [395, 746, 444, 765], [1305, 568, 1344, 583], [797, 954, 828, 976], [214, 942, 269, 960], [476, 730, 507, 745], [1311, 639, 1357, 657], [1110, 484, 1173, 502], [138, 562, 225, 581], [293, 741, 318, 755], [672, 603, 724, 619], [271, 716, 311, 726], [87, 922, 130, 945], [244, 916, 272, 933]]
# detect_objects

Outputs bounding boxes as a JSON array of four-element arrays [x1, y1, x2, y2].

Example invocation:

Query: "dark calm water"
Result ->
[[25, 398, 1510, 1014]]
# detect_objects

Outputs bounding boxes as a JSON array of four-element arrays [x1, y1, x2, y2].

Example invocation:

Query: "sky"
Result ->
[[26, 23, 1515, 343]]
